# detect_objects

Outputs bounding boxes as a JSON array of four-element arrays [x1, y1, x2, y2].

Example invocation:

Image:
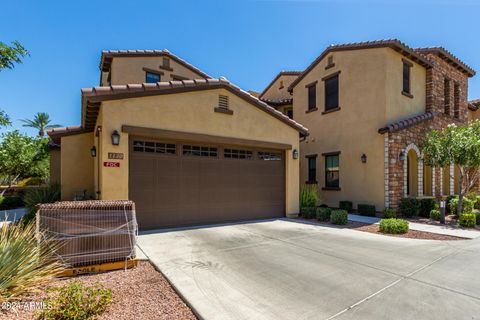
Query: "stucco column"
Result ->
[[384, 134, 389, 208], [432, 166, 436, 197], [449, 163, 455, 195], [418, 158, 424, 197]]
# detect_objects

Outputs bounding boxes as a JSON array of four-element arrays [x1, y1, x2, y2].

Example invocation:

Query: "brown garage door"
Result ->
[[129, 137, 285, 229]]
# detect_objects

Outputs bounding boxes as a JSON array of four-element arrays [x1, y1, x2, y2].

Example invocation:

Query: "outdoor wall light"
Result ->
[[90, 146, 97, 157], [111, 130, 120, 146], [361, 153, 367, 163], [399, 151, 406, 161], [293, 149, 299, 159]]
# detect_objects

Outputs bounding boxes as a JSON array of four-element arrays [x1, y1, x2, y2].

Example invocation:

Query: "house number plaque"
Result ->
[[108, 152, 124, 160]]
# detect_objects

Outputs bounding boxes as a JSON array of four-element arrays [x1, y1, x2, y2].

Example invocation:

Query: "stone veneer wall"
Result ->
[[425, 54, 469, 121], [386, 53, 470, 209]]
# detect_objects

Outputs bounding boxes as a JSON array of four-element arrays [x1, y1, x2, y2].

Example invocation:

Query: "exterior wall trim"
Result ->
[[122, 125, 293, 150]]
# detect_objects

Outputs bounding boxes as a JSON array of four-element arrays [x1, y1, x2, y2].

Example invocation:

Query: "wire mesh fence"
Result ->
[[36, 200, 137, 268]]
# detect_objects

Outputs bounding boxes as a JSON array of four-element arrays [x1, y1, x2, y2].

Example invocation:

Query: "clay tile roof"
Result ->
[[260, 98, 294, 106], [469, 99, 480, 111], [100, 49, 212, 79], [80, 79, 309, 136], [289, 39, 433, 92], [46, 125, 87, 144], [378, 112, 436, 134], [414, 47, 476, 77], [259, 70, 302, 99]]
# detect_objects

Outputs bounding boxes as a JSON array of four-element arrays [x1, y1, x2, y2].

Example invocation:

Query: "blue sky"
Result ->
[[1, 0, 479, 136]]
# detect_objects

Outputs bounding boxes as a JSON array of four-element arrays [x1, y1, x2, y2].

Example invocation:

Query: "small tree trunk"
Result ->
[[458, 174, 464, 215]]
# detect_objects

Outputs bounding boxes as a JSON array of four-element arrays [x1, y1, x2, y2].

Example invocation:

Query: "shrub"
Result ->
[[330, 210, 348, 225], [22, 184, 61, 225], [399, 198, 418, 217], [38, 282, 112, 320], [339, 201, 353, 212], [430, 209, 441, 221], [357, 204, 376, 217], [300, 184, 318, 208], [300, 206, 316, 219], [16, 177, 45, 187], [383, 208, 396, 219], [476, 211, 480, 226], [316, 207, 332, 222], [446, 195, 456, 214], [379, 218, 409, 234], [0, 196, 24, 210], [0, 219, 63, 302], [473, 196, 480, 210], [419, 198, 437, 218], [450, 197, 474, 215], [459, 213, 476, 228]]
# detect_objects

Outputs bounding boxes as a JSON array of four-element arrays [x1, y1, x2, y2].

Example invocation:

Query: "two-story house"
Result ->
[[261, 40, 477, 210], [48, 50, 308, 229]]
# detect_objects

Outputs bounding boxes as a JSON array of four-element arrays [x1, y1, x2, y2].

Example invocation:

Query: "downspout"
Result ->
[[96, 126, 102, 200]]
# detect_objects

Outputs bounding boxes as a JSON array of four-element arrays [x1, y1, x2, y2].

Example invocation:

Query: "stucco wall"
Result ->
[[261, 74, 298, 101], [385, 50, 426, 122], [110, 57, 206, 85], [97, 88, 301, 215], [293, 48, 411, 210], [60, 132, 94, 200], [468, 109, 480, 122], [49, 149, 61, 184]]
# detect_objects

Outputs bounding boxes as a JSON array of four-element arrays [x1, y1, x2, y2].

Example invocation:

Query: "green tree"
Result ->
[[0, 109, 10, 127], [423, 121, 480, 215], [0, 130, 49, 195], [20, 112, 61, 137], [0, 41, 29, 70]]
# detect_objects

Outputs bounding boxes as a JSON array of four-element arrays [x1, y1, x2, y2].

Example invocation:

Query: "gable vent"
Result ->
[[219, 95, 229, 109]]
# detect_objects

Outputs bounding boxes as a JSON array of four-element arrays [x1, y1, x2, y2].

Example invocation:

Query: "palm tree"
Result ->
[[21, 112, 61, 137], [0, 109, 11, 127]]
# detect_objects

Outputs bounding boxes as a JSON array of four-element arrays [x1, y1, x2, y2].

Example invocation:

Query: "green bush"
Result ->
[[475, 211, 480, 226], [300, 184, 318, 208], [16, 177, 45, 187], [316, 207, 332, 222], [357, 204, 376, 217], [379, 218, 409, 234], [459, 213, 476, 228], [0, 219, 63, 302], [300, 207, 316, 219], [383, 208, 396, 219], [430, 209, 441, 221], [339, 201, 353, 212], [38, 282, 112, 320], [0, 196, 24, 210], [22, 184, 61, 225], [330, 210, 348, 225], [446, 195, 456, 214], [419, 198, 437, 218], [473, 196, 480, 210], [450, 197, 474, 215], [399, 198, 418, 217]]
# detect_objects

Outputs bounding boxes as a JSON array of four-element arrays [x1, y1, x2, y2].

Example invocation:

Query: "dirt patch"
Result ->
[[1, 261, 197, 320], [408, 216, 480, 231], [350, 223, 466, 240], [300, 218, 467, 240]]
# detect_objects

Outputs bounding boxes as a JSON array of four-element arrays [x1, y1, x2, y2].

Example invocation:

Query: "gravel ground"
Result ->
[[301, 218, 467, 240], [408, 215, 480, 231], [1, 261, 197, 320]]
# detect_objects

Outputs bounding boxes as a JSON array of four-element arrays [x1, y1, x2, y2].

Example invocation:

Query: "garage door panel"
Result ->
[[130, 138, 285, 229]]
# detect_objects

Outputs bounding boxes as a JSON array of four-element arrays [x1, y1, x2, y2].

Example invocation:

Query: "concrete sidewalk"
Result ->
[[348, 214, 480, 239], [138, 219, 480, 320]]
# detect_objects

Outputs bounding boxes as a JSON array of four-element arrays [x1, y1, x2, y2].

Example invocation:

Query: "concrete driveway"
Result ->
[[137, 219, 480, 320]]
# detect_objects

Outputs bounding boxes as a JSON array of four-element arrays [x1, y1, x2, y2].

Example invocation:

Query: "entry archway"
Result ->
[[403, 143, 423, 197]]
